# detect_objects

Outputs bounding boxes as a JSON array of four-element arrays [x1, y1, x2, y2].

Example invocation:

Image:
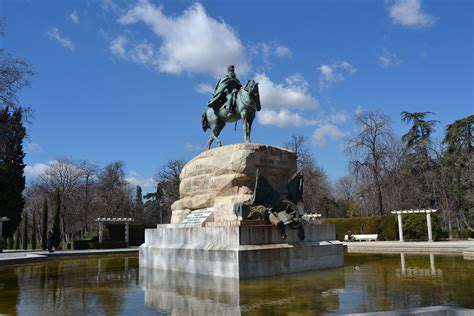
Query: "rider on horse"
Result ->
[[207, 65, 242, 118]]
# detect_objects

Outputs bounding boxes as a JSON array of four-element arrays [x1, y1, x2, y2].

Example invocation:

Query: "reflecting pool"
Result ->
[[0, 253, 473, 315]]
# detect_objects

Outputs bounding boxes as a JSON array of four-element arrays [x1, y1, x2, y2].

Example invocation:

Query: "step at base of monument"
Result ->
[[139, 223, 344, 279]]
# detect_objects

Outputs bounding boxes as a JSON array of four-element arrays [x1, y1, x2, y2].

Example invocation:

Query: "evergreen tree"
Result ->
[[135, 185, 143, 210], [400, 111, 439, 208], [14, 227, 20, 249], [442, 115, 474, 231], [0, 107, 26, 239], [0, 19, 32, 240], [133, 185, 144, 222], [41, 198, 48, 250], [22, 213, 28, 250], [401, 111, 439, 149], [31, 212, 36, 250], [52, 188, 61, 248]]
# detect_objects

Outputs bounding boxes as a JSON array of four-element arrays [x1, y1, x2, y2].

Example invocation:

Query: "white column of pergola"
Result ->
[[95, 218, 133, 245], [0, 217, 10, 242], [391, 209, 437, 242]]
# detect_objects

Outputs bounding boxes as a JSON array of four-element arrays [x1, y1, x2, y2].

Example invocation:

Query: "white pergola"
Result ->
[[391, 209, 437, 242], [304, 213, 322, 224], [0, 217, 10, 241], [95, 217, 133, 245]]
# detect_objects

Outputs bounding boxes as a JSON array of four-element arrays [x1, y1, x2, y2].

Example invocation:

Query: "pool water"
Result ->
[[0, 253, 473, 315]]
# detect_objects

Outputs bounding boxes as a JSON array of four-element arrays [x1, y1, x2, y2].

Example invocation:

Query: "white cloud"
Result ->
[[110, 36, 128, 58], [185, 142, 205, 151], [26, 143, 44, 153], [69, 11, 79, 24], [131, 42, 154, 65], [251, 43, 271, 65], [313, 124, 347, 146], [252, 42, 291, 59], [258, 109, 350, 129], [110, 36, 156, 67], [100, 0, 118, 12], [318, 61, 356, 89], [378, 49, 402, 68], [126, 171, 156, 190], [255, 73, 318, 110], [24, 161, 54, 178], [251, 42, 292, 71], [47, 27, 75, 51], [329, 112, 349, 123], [251, 72, 347, 129], [118, 1, 249, 76], [258, 109, 318, 128], [355, 105, 364, 115], [275, 45, 292, 58], [195, 83, 214, 94], [388, 0, 435, 28]]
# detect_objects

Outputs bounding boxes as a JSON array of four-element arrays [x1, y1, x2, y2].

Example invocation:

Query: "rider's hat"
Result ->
[[227, 65, 235, 71]]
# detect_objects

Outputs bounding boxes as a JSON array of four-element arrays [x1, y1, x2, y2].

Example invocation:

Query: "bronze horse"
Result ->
[[202, 80, 261, 149]]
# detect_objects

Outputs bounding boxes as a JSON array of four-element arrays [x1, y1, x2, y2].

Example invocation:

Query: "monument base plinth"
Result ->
[[139, 222, 343, 279]]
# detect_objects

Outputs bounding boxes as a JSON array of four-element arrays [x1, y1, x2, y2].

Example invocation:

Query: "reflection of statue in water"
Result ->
[[202, 65, 261, 149], [234, 170, 305, 240]]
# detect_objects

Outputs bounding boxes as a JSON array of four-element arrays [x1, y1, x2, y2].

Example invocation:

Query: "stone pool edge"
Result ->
[[344, 240, 474, 259], [0, 248, 139, 266]]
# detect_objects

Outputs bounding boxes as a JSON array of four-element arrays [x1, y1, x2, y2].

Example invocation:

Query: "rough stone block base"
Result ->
[[139, 223, 343, 279]]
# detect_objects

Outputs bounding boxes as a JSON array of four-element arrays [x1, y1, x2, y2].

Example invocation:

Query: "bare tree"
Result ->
[[283, 134, 333, 213], [154, 160, 186, 223], [335, 175, 356, 201], [40, 158, 84, 240], [76, 161, 98, 234], [96, 161, 132, 218], [283, 134, 311, 169], [345, 111, 394, 215], [0, 19, 34, 113], [24, 159, 140, 240]]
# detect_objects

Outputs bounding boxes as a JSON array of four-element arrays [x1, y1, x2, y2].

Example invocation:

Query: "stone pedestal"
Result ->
[[139, 222, 343, 279], [171, 143, 297, 223], [141, 143, 343, 279]]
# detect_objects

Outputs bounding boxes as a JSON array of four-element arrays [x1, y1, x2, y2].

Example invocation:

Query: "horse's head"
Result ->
[[244, 79, 261, 111]]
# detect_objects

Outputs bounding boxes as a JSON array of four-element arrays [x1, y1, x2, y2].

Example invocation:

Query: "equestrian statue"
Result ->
[[202, 65, 261, 149]]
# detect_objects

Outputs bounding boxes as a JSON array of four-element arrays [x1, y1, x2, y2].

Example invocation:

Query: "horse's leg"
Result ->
[[245, 112, 253, 143], [242, 111, 254, 143], [212, 120, 225, 148], [241, 110, 250, 143], [206, 111, 215, 149], [247, 112, 254, 143], [207, 135, 214, 150]]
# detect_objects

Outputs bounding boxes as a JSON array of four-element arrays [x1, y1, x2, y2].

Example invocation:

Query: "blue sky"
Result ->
[[2, 0, 472, 193]]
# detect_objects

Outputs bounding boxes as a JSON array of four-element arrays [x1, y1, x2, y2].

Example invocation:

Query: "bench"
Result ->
[[344, 234, 378, 242]]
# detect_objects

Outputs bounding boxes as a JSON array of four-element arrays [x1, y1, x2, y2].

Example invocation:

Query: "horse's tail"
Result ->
[[201, 111, 210, 132]]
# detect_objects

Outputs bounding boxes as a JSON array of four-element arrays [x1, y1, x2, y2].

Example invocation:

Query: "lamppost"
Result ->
[[358, 193, 364, 216]]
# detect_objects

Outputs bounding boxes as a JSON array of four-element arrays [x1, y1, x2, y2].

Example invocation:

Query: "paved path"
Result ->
[[0, 248, 138, 266], [344, 240, 474, 258]]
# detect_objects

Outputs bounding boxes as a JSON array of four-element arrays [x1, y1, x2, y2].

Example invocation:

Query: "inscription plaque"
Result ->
[[180, 208, 214, 225]]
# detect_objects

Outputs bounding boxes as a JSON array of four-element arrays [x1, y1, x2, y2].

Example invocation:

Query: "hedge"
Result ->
[[402, 213, 447, 240], [322, 213, 448, 241], [72, 239, 92, 250], [321, 216, 398, 241], [89, 241, 128, 249]]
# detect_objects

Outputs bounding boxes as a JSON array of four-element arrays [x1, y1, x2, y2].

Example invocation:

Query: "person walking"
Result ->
[[47, 230, 54, 253]]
